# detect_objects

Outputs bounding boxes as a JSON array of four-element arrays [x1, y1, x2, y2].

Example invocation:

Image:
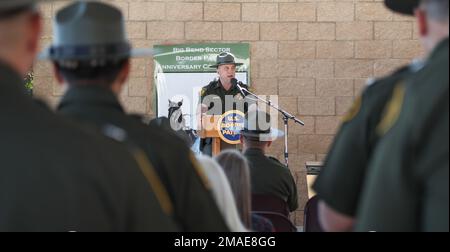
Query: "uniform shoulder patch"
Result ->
[[376, 82, 406, 136], [131, 148, 174, 216], [200, 88, 207, 97], [342, 96, 362, 123], [100, 125, 175, 216]]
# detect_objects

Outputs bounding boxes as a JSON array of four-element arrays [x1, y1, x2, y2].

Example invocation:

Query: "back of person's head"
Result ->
[[417, 0, 449, 53], [196, 154, 248, 232], [45, 1, 131, 89], [421, 0, 449, 22], [242, 136, 270, 150], [240, 110, 284, 152], [0, 4, 41, 76], [55, 59, 128, 88], [215, 150, 252, 229]]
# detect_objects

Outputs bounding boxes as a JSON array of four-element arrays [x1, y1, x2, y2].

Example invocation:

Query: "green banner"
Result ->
[[154, 43, 250, 74], [152, 43, 250, 128]]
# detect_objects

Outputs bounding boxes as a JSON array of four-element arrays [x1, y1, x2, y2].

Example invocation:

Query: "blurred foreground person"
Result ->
[[196, 155, 248, 232], [240, 110, 298, 213], [44, 1, 228, 231], [216, 150, 275, 232], [0, 0, 178, 232], [354, 0, 448, 232], [314, 0, 448, 232]]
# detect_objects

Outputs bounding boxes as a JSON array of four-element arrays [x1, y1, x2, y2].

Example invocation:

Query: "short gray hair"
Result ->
[[421, 0, 449, 21]]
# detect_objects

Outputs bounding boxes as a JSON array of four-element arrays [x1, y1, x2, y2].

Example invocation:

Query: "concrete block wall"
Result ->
[[33, 0, 422, 227]]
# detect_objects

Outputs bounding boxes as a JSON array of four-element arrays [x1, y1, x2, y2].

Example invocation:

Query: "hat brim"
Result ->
[[0, 0, 56, 13], [209, 63, 244, 68], [385, 0, 420, 15], [38, 47, 154, 61], [240, 128, 284, 142], [0, 0, 36, 11]]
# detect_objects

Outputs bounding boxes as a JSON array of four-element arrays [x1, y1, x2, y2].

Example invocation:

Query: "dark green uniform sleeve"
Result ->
[[312, 92, 371, 216], [415, 94, 449, 232], [286, 170, 299, 212], [355, 40, 449, 231], [268, 157, 299, 212], [355, 95, 449, 232], [313, 68, 412, 217], [423, 158, 449, 232], [116, 149, 180, 232], [176, 152, 231, 231], [92, 126, 180, 232], [141, 124, 230, 231]]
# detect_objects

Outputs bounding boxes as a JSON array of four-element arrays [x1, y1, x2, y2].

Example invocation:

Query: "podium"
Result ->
[[198, 115, 222, 156]]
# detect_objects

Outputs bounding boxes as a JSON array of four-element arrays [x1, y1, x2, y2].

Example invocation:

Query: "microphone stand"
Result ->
[[236, 83, 304, 168]]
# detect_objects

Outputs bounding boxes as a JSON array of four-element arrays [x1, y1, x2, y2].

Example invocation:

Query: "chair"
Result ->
[[252, 211, 297, 232], [303, 195, 324, 232], [251, 213, 275, 232], [251, 194, 290, 217]]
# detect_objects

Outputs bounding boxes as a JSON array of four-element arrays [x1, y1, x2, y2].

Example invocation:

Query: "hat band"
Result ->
[[0, 4, 34, 20], [216, 61, 243, 65], [219, 60, 238, 64], [49, 43, 131, 60], [241, 129, 271, 134]]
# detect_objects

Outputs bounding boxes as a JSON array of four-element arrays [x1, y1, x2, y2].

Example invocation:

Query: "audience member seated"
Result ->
[[303, 195, 324, 232], [196, 155, 248, 232], [252, 214, 276, 232], [216, 150, 275, 232], [252, 211, 297, 232], [240, 110, 299, 212], [251, 194, 290, 217]]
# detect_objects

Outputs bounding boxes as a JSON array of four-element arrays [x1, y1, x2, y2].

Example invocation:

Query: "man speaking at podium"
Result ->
[[199, 52, 255, 155]]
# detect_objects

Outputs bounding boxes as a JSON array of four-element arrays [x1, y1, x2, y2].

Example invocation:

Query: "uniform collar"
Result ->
[[244, 148, 266, 156], [58, 85, 124, 112], [428, 37, 449, 63], [214, 80, 221, 89], [216, 79, 236, 92]]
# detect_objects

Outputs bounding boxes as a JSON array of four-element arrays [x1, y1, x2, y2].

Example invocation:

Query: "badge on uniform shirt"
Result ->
[[200, 88, 206, 97], [234, 93, 244, 100], [342, 96, 362, 123], [376, 82, 406, 136]]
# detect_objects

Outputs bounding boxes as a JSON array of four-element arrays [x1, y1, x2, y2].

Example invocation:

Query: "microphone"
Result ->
[[231, 78, 247, 96]]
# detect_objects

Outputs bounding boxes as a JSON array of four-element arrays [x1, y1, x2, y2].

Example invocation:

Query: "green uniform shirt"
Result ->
[[355, 38, 449, 232], [58, 86, 230, 232], [244, 148, 299, 212], [0, 61, 178, 232], [313, 64, 419, 217], [200, 79, 253, 153], [200, 79, 252, 115]]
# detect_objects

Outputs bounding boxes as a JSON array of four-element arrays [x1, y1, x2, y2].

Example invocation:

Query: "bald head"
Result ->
[[0, 9, 41, 76]]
